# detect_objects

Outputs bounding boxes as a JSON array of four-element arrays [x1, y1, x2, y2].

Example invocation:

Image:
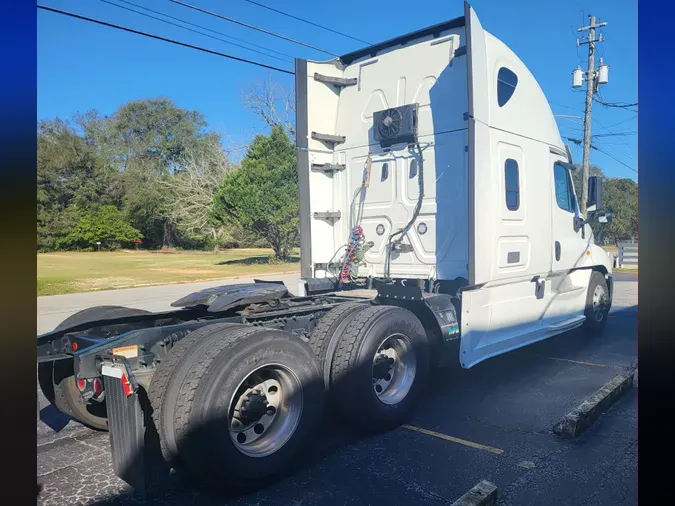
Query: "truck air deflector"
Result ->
[[295, 58, 312, 280], [339, 16, 466, 65]]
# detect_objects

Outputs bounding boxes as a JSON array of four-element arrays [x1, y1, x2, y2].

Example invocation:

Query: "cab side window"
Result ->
[[497, 68, 518, 107], [553, 163, 576, 213], [504, 159, 519, 210]]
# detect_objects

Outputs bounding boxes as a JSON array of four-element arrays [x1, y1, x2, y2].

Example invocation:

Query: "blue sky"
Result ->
[[38, 0, 637, 180]]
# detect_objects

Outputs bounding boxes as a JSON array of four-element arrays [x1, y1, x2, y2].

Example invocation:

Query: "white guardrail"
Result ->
[[618, 242, 638, 269]]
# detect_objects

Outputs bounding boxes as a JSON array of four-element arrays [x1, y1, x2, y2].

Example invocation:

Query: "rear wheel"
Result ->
[[308, 301, 371, 389], [147, 322, 249, 468], [39, 306, 151, 431], [327, 305, 430, 432], [583, 271, 610, 334], [154, 324, 324, 490]]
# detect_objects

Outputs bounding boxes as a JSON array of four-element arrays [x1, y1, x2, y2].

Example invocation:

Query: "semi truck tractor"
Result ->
[[37, 2, 613, 496]]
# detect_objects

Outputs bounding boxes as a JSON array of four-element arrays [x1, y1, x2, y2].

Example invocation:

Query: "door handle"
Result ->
[[532, 276, 545, 299], [555, 241, 561, 261]]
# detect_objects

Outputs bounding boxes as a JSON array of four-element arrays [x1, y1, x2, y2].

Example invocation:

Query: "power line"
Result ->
[[592, 132, 636, 138], [593, 97, 638, 109], [563, 136, 637, 173], [37, 5, 294, 75], [113, 0, 296, 60], [594, 91, 638, 110], [100, 0, 292, 63], [605, 115, 637, 129], [553, 103, 634, 139], [591, 145, 637, 173], [169, 0, 339, 57], [242, 0, 371, 45]]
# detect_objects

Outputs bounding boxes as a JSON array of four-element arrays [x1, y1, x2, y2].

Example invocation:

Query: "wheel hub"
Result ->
[[228, 367, 303, 458], [592, 284, 608, 321], [371, 334, 417, 406], [236, 390, 269, 424], [373, 354, 395, 381]]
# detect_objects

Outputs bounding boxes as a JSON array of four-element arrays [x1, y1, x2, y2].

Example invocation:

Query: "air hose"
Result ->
[[385, 141, 425, 280]]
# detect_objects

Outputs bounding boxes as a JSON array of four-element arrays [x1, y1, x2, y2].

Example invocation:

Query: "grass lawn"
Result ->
[[38, 249, 300, 296]]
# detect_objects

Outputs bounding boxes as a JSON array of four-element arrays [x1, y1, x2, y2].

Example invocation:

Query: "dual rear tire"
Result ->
[[309, 303, 431, 432], [147, 324, 324, 490], [146, 303, 430, 490]]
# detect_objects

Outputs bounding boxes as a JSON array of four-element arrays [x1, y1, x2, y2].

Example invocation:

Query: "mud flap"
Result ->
[[101, 361, 170, 499]]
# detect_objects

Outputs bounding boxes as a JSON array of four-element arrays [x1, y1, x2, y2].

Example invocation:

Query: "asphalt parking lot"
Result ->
[[37, 272, 637, 506]]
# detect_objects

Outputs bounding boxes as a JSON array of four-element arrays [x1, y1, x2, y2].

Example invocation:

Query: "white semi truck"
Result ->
[[37, 2, 613, 496]]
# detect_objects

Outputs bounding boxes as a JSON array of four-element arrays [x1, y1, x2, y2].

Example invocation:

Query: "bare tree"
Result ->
[[158, 140, 238, 248], [242, 77, 296, 141]]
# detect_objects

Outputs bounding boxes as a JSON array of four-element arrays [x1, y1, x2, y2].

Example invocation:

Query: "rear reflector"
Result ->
[[93, 378, 103, 396], [76, 378, 86, 391], [121, 373, 133, 398]]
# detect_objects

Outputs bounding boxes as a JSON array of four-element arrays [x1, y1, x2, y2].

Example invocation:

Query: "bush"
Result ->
[[62, 205, 143, 250]]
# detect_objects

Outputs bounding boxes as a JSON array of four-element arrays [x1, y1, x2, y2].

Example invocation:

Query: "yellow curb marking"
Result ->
[[401, 424, 504, 454]]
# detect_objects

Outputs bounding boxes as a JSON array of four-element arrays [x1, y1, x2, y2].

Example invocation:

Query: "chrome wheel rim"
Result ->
[[372, 333, 417, 405], [592, 283, 608, 322], [228, 364, 303, 458]]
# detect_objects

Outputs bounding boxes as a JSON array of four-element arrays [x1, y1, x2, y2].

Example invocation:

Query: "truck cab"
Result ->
[[295, 1, 613, 368]]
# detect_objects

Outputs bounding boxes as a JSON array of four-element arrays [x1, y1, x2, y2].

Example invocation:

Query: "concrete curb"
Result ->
[[553, 368, 636, 438], [450, 480, 498, 506]]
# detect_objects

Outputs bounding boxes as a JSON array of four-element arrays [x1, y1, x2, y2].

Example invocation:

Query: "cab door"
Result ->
[[551, 160, 586, 271], [544, 157, 591, 324]]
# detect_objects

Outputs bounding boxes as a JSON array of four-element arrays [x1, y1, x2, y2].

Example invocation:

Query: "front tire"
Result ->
[[327, 305, 430, 432], [583, 271, 610, 333]]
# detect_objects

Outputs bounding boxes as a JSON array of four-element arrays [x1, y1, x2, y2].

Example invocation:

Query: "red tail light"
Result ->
[[93, 378, 103, 396]]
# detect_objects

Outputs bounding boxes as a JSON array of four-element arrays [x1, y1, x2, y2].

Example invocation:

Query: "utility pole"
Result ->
[[572, 15, 608, 216]]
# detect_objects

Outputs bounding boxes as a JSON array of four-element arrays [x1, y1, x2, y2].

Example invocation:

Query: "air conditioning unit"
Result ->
[[373, 104, 418, 148]]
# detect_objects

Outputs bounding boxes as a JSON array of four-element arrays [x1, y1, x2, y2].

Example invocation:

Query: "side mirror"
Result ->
[[598, 212, 613, 224], [587, 176, 603, 212]]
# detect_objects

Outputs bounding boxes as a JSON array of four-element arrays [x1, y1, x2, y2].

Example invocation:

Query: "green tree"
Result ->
[[63, 205, 143, 251], [598, 177, 637, 244], [571, 165, 637, 244], [212, 126, 298, 260], [37, 119, 123, 251], [81, 98, 220, 249]]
